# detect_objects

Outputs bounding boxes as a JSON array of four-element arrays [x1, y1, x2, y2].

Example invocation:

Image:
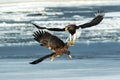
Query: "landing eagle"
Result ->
[[30, 30, 72, 64]]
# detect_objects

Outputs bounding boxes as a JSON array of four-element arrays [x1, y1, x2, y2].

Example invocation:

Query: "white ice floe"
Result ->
[[105, 12, 120, 17], [1, 0, 120, 8], [0, 1, 120, 46]]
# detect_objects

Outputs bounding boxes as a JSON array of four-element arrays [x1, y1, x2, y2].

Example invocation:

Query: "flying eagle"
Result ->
[[30, 30, 72, 64], [32, 11, 104, 46]]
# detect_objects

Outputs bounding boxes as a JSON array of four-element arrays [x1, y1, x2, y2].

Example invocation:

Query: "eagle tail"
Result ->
[[30, 53, 54, 64], [95, 10, 104, 16]]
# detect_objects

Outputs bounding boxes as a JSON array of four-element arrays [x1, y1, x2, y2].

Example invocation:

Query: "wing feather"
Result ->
[[33, 30, 65, 50], [32, 23, 46, 29], [77, 12, 104, 29], [32, 23, 65, 31]]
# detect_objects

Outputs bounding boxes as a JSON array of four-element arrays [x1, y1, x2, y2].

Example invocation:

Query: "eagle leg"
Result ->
[[50, 56, 55, 62], [50, 54, 60, 61]]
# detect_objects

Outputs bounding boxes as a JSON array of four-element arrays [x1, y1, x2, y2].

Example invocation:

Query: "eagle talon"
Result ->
[[69, 40, 74, 46]]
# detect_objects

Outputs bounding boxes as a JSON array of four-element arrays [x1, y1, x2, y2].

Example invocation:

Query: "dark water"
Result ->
[[0, 42, 120, 59]]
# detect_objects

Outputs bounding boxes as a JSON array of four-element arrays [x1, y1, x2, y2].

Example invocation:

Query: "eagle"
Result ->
[[32, 11, 104, 46], [30, 30, 72, 64]]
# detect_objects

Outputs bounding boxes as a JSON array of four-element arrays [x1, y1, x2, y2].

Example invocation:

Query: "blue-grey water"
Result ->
[[0, 2, 120, 80], [0, 3, 120, 59]]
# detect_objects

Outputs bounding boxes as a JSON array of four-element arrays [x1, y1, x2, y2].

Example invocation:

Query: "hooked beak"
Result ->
[[69, 34, 76, 46]]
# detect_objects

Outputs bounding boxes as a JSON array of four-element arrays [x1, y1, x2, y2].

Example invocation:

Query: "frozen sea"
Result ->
[[0, 1, 120, 80]]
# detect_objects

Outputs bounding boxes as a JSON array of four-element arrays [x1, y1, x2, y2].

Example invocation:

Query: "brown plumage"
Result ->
[[30, 30, 72, 64]]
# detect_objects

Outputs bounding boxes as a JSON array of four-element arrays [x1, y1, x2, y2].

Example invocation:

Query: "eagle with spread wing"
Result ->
[[30, 30, 72, 64], [32, 11, 104, 46]]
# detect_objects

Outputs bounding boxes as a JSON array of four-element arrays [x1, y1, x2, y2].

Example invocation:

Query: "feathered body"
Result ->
[[30, 30, 72, 64]]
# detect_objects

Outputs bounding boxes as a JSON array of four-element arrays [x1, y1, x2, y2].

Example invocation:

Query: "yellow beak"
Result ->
[[65, 27, 68, 31]]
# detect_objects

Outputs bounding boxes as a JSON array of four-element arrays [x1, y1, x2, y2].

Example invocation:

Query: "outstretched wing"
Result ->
[[32, 23, 65, 31], [30, 53, 54, 64], [77, 12, 104, 29], [33, 30, 65, 51]]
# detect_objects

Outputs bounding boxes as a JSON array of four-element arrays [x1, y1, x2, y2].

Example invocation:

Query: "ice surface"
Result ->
[[0, 59, 120, 80]]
